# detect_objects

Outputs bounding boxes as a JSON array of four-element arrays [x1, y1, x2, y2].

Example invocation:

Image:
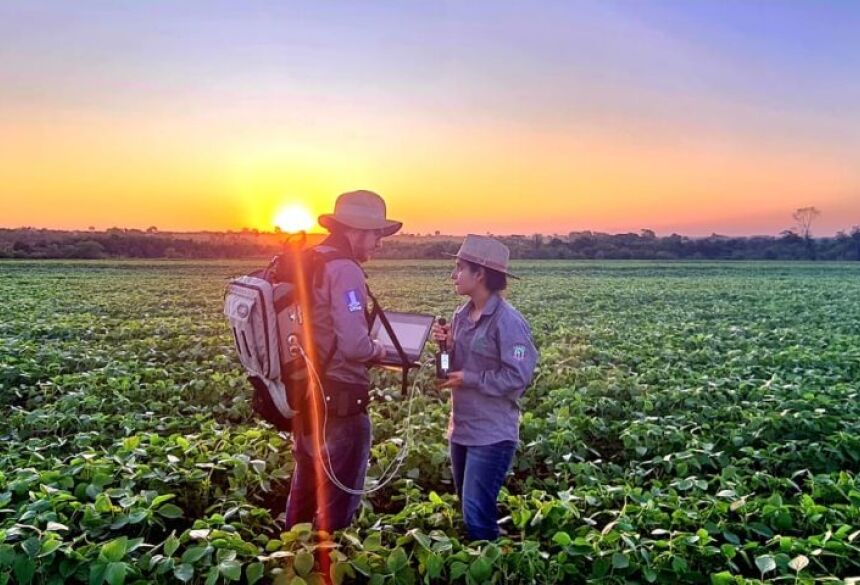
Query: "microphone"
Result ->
[[435, 318, 450, 379]]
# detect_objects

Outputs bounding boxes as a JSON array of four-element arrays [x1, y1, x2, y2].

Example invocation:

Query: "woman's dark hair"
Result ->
[[464, 260, 507, 292]]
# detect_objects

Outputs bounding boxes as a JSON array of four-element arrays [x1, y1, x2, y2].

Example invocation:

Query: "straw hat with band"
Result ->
[[318, 190, 402, 237], [448, 234, 520, 279]]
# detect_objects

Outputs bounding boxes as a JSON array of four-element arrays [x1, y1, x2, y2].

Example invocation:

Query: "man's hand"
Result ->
[[371, 339, 386, 361], [438, 371, 464, 389]]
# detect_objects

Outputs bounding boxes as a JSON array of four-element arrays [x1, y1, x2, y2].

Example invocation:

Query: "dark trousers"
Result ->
[[285, 411, 372, 532], [450, 440, 517, 541]]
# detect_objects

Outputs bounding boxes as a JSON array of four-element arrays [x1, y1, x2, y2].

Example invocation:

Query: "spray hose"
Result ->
[[295, 342, 430, 496]]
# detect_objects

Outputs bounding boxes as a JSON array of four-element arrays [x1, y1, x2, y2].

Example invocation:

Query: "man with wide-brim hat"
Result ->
[[318, 189, 402, 239], [285, 189, 401, 533]]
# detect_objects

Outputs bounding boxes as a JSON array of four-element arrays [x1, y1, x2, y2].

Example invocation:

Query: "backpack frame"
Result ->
[[224, 244, 410, 431]]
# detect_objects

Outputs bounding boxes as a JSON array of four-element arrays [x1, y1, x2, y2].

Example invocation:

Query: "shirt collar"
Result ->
[[320, 233, 357, 260], [466, 293, 502, 321]]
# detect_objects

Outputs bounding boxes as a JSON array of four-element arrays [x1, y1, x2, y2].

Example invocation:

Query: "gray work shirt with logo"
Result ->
[[311, 245, 376, 386], [448, 294, 538, 446]]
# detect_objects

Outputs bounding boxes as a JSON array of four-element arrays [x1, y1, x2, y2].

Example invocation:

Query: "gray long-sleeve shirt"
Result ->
[[311, 245, 376, 385], [448, 294, 538, 446]]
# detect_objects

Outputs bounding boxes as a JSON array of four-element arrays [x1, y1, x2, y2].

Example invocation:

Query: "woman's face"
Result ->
[[451, 259, 482, 296]]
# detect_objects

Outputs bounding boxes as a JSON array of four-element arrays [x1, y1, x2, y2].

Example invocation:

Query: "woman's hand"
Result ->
[[431, 322, 453, 348], [438, 371, 464, 389]]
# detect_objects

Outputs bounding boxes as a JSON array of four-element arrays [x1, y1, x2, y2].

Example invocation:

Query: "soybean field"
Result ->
[[1, 260, 859, 585]]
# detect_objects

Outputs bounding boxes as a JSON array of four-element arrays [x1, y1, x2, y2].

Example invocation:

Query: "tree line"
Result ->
[[0, 229, 270, 260], [3, 226, 860, 261]]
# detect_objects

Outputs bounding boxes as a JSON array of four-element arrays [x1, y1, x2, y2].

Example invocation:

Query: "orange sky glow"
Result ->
[[1, 2, 858, 237]]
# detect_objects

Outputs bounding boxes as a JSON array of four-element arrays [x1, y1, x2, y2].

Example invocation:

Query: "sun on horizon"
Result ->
[[273, 203, 316, 234]]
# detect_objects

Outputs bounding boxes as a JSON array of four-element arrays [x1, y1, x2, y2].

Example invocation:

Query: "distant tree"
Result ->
[[146, 226, 158, 234], [792, 206, 820, 259], [851, 226, 860, 261], [640, 229, 656, 239], [793, 207, 820, 239]]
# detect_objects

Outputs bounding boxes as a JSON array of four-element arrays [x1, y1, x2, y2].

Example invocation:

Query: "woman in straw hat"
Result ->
[[432, 235, 538, 541]]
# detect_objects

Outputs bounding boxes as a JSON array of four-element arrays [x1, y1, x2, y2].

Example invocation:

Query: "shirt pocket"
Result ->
[[469, 332, 499, 369]]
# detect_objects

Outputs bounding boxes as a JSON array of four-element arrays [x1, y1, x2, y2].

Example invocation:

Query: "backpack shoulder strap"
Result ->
[[307, 247, 364, 273], [303, 247, 368, 372], [304, 247, 366, 289]]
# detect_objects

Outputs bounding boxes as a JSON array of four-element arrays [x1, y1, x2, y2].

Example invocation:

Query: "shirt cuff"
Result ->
[[463, 369, 481, 389]]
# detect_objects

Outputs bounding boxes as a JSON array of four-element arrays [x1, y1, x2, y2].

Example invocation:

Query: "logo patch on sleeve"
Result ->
[[513, 344, 526, 361], [345, 289, 363, 313]]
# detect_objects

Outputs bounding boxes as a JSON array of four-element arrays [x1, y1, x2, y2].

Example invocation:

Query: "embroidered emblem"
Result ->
[[345, 289, 363, 313], [513, 344, 526, 361]]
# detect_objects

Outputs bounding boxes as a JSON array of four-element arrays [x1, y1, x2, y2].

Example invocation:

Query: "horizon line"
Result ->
[[1, 225, 855, 239]]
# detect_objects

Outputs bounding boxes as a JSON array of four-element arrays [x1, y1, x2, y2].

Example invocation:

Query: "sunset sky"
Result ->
[[1, 1, 858, 236]]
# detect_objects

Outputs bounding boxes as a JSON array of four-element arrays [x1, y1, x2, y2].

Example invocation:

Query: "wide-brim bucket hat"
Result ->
[[318, 190, 402, 237], [447, 234, 519, 279]]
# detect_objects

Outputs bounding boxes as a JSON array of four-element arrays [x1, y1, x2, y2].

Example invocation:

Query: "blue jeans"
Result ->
[[450, 440, 517, 541], [285, 412, 371, 532]]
